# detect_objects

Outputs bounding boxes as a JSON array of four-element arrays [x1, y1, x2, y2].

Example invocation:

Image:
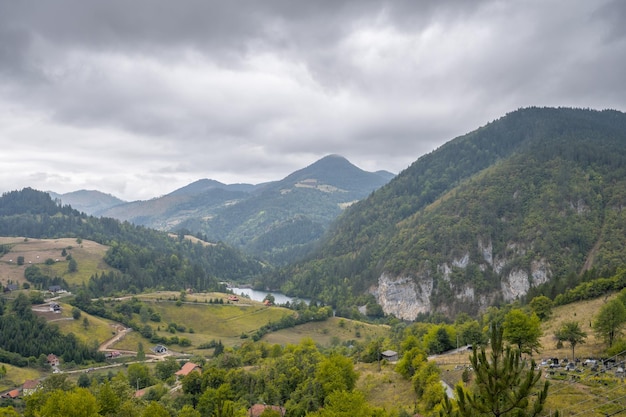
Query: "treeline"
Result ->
[[553, 267, 626, 306], [249, 303, 333, 341], [0, 294, 103, 366]]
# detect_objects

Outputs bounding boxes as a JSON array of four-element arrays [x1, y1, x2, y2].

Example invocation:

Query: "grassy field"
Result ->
[[0, 237, 112, 287], [0, 364, 42, 393], [48, 304, 120, 347], [355, 361, 417, 414], [97, 295, 393, 355], [262, 316, 390, 348], [538, 295, 612, 359], [105, 293, 297, 351]]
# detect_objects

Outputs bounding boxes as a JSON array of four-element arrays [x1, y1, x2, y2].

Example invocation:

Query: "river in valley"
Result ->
[[228, 286, 310, 305]]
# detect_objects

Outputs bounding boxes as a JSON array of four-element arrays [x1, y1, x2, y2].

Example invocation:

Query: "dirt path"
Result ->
[[99, 326, 131, 352]]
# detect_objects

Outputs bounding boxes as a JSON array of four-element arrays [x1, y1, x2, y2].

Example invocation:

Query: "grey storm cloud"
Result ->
[[0, 0, 625, 200]]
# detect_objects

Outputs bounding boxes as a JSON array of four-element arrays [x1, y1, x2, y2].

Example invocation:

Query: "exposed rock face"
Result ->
[[371, 238, 554, 320], [501, 269, 529, 301], [371, 273, 433, 320], [478, 238, 493, 265], [501, 258, 551, 301]]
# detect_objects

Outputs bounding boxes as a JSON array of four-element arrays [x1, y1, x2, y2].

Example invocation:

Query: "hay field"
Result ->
[[0, 237, 112, 287]]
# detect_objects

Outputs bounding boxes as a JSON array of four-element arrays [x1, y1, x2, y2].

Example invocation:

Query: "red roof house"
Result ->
[[1, 389, 19, 399], [22, 380, 40, 396], [175, 362, 201, 377], [47, 354, 60, 366]]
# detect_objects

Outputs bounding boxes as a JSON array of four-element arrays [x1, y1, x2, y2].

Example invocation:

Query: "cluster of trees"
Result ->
[[0, 307, 563, 417], [23, 265, 68, 292], [552, 267, 626, 306], [441, 326, 552, 417]]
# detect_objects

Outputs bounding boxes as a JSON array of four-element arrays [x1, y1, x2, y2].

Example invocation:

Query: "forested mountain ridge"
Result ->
[[89, 155, 393, 265], [0, 188, 264, 294], [175, 155, 394, 264], [275, 107, 626, 319]]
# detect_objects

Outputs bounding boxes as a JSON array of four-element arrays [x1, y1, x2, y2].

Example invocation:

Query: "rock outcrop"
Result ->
[[371, 238, 553, 320]]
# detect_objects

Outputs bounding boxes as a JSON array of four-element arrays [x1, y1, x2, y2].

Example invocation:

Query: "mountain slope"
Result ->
[[276, 107, 626, 319], [99, 185, 250, 231], [96, 155, 393, 265], [185, 154, 394, 264], [48, 190, 126, 215]]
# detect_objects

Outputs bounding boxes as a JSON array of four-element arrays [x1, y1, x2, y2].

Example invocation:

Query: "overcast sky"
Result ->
[[1, 0, 625, 201]]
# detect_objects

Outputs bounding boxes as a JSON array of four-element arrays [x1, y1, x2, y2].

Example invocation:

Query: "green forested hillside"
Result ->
[[275, 108, 626, 317], [0, 188, 265, 294]]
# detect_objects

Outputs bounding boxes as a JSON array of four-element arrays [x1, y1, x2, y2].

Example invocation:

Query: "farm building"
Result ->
[[381, 350, 398, 362]]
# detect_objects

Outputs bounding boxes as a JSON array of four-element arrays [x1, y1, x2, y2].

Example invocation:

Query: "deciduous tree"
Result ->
[[593, 298, 626, 347], [529, 295, 553, 321], [503, 309, 542, 355], [555, 321, 586, 360]]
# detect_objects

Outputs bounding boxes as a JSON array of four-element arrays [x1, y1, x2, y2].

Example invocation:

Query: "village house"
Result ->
[[1, 389, 19, 400], [4, 284, 18, 292], [47, 354, 60, 367], [152, 345, 168, 354], [48, 285, 63, 293], [22, 380, 40, 396], [175, 362, 201, 378], [105, 351, 121, 359]]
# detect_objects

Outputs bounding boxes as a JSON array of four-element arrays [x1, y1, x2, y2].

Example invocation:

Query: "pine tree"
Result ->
[[441, 325, 556, 417]]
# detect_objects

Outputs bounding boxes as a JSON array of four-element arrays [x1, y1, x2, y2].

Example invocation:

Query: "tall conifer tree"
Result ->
[[441, 325, 556, 417]]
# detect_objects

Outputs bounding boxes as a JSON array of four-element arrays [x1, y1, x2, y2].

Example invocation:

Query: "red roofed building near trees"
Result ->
[[47, 354, 60, 366], [175, 362, 201, 378], [1, 389, 19, 399], [22, 380, 40, 396]]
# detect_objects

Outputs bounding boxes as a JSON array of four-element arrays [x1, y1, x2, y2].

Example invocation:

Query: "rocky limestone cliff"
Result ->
[[371, 238, 553, 320], [370, 273, 433, 320]]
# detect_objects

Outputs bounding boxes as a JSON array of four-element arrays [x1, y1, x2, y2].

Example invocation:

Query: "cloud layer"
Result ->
[[1, 0, 625, 200]]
